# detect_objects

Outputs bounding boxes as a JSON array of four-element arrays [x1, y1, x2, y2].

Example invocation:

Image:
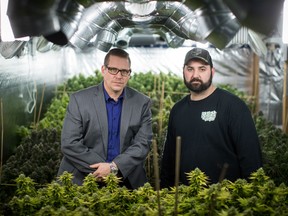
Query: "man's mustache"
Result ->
[[190, 78, 202, 83]]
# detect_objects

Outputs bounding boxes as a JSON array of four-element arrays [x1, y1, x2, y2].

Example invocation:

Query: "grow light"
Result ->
[[0, 0, 29, 41]]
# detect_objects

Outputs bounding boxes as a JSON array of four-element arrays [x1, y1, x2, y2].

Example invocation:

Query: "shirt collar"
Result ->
[[102, 83, 125, 102]]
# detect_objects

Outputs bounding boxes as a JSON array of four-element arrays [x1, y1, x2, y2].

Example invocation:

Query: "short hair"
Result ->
[[104, 48, 131, 67]]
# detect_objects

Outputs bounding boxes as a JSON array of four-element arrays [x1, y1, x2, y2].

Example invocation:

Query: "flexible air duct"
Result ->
[[115, 28, 134, 49], [6, 0, 281, 55], [94, 20, 122, 52], [44, 0, 85, 46], [0, 41, 27, 59], [69, 2, 125, 50], [179, 0, 241, 48], [68, 0, 241, 50]]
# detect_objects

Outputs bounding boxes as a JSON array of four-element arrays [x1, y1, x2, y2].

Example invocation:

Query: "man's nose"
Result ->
[[191, 70, 200, 77], [115, 70, 123, 78]]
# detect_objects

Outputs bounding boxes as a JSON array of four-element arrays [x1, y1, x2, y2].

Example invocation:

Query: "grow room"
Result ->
[[1, 0, 288, 215]]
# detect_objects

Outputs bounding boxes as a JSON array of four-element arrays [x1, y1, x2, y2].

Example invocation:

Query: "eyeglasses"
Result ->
[[105, 65, 131, 77]]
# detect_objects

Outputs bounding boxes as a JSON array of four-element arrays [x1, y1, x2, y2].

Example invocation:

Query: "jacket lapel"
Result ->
[[120, 88, 132, 151], [93, 83, 108, 156]]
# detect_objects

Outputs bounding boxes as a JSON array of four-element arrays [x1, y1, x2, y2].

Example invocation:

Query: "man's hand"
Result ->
[[90, 162, 110, 180]]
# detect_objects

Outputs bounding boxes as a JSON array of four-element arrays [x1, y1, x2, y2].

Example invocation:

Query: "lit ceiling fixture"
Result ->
[[125, 1, 157, 22], [0, 0, 29, 59]]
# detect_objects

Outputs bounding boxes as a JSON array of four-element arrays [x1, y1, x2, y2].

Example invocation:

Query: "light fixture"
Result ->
[[0, 0, 29, 41], [125, 1, 157, 22], [6, 0, 60, 38], [125, 1, 157, 16]]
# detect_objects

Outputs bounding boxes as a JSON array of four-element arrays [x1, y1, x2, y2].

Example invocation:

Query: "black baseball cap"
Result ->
[[184, 48, 213, 67]]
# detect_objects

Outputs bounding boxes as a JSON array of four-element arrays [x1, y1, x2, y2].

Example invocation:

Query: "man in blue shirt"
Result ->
[[58, 48, 153, 189]]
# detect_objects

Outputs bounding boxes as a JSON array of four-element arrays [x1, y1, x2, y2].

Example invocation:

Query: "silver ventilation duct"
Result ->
[[69, 2, 125, 51], [152, 2, 193, 39], [36, 36, 62, 53], [0, 41, 27, 58], [44, 0, 85, 46], [67, 1, 241, 51], [129, 33, 161, 47], [158, 29, 185, 48], [3, 0, 283, 56], [94, 22, 120, 52], [184, 0, 241, 49], [115, 28, 134, 49], [115, 27, 185, 49]]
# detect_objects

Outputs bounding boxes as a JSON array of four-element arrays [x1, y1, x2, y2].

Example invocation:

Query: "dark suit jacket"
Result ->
[[57, 82, 153, 189]]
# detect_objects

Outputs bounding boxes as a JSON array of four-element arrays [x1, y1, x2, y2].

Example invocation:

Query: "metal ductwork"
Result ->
[[66, 1, 241, 51], [44, 0, 85, 46], [129, 33, 162, 47], [36, 36, 62, 53], [152, 2, 194, 39], [2, 0, 284, 56], [115, 28, 134, 49], [68, 2, 125, 51], [189, 0, 241, 49], [158, 29, 185, 48], [0, 41, 27, 58], [94, 22, 120, 52], [115, 27, 185, 49]]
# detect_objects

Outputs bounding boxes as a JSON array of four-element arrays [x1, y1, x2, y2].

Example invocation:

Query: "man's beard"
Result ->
[[184, 72, 213, 93]]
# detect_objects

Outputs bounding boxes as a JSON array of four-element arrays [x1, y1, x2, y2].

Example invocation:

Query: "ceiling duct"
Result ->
[[44, 0, 85, 46], [0, 40, 27, 58], [94, 20, 121, 52], [69, 2, 125, 51], [68, 1, 241, 51], [129, 33, 161, 47], [115, 28, 134, 49], [180, 0, 241, 48], [7, 0, 61, 38], [4, 0, 282, 56], [153, 2, 193, 39], [36, 36, 62, 53], [157, 27, 185, 48], [115, 28, 185, 48], [114, 1, 187, 48]]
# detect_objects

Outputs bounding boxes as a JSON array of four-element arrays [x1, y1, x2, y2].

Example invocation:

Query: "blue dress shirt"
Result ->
[[103, 85, 124, 162]]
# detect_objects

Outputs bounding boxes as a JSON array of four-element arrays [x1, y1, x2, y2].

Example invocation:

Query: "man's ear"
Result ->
[[211, 67, 215, 76], [101, 65, 106, 75]]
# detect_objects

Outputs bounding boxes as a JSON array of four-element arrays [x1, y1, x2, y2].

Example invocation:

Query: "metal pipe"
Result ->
[[44, 0, 85, 46]]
